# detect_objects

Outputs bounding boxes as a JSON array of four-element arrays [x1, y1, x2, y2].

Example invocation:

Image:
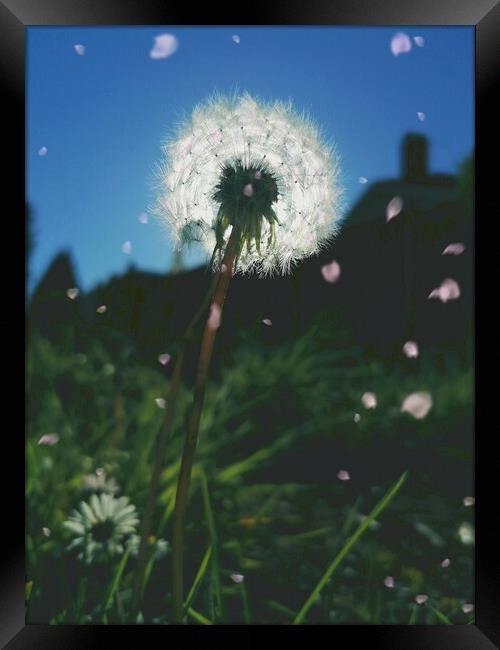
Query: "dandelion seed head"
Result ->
[[66, 287, 79, 300], [158, 353, 171, 366], [462, 603, 474, 614], [153, 93, 343, 276], [155, 397, 167, 409], [38, 146, 48, 156], [463, 496, 475, 507], [337, 469, 350, 481], [384, 576, 395, 588], [441, 558, 451, 568], [74, 44, 86, 56]]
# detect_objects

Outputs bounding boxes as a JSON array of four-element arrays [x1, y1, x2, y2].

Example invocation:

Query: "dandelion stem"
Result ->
[[131, 251, 219, 617], [172, 227, 240, 623]]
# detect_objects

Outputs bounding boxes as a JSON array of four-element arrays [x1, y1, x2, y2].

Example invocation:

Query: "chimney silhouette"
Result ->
[[401, 133, 428, 182]]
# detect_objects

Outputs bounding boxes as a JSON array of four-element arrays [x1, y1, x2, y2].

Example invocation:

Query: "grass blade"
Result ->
[[198, 467, 224, 621], [187, 607, 213, 625], [184, 546, 213, 613], [102, 549, 131, 619], [293, 471, 408, 624], [428, 604, 452, 625]]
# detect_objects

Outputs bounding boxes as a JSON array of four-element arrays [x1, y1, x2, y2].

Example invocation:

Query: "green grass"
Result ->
[[26, 323, 474, 625]]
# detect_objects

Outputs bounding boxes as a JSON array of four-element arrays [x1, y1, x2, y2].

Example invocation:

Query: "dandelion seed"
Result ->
[[155, 398, 166, 409], [96, 468, 104, 477], [232, 35, 241, 44], [321, 260, 341, 283], [158, 353, 171, 366], [361, 392, 377, 409], [384, 576, 395, 588], [38, 433, 60, 446], [391, 32, 412, 57], [262, 318, 272, 326], [413, 36, 425, 47], [417, 112, 426, 122], [153, 93, 343, 277], [38, 146, 48, 156], [74, 44, 86, 55], [401, 391, 432, 419], [462, 603, 474, 614], [441, 558, 451, 568], [63, 493, 139, 564], [42, 527, 51, 537], [358, 176, 368, 184], [463, 496, 475, 507], [66, 287, 79, 300], [428, 278, 461, 303], [415, 594, 428, 605], [150, 33, 178, 59], [337, 470, 350, 481], [96, 305, 107, 314], [354, 413, 361, 423], [230, 573, 245, 583], [443, 243, 465, 255], [122, 240, 132, 254], [138, 211, 149, 224], [403, 341, 419, 358], [386, 196, 403, 222], [207, 303, 222, 330]]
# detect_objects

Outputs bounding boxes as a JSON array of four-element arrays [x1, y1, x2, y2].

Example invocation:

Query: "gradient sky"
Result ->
[[27, 26, 474, 292]]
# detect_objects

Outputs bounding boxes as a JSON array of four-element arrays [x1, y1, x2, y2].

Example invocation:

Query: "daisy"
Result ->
[[63, 494, 139, 564]]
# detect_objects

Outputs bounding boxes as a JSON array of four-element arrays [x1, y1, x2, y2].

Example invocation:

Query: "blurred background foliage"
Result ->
[[26, 148, 474, 625]]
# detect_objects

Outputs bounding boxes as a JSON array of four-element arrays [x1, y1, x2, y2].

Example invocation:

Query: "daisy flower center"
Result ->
[[91, 519, 115, 543]]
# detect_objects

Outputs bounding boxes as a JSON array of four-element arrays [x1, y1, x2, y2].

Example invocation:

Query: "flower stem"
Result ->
[[171, 228, 240, 623], [131, 261, 219, 618]]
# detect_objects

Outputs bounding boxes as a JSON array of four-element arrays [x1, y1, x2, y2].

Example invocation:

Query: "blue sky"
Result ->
[[27, 26, 474, 292]]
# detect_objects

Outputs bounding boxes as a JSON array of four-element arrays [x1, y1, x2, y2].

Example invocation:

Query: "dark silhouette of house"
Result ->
[[28, 134, 473, 364]]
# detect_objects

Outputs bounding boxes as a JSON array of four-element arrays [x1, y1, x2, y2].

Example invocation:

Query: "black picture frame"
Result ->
[[3, 0, 498, 646]]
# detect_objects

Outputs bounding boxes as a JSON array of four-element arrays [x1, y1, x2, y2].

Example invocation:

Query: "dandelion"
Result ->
[[403, 341, 419, 358], [153, 92, 343, 622], [63, 493, 139, 564], [153, 93, 343, 277], [415, 594, 428, 605], [66, 287, 79, 300]]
